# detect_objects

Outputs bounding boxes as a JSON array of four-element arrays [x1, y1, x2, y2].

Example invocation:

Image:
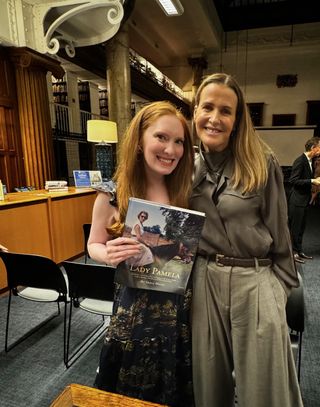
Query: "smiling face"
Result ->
[[194, 83, 238, 152], [138, 211, 148, 223], [141, 114, 185, 179]]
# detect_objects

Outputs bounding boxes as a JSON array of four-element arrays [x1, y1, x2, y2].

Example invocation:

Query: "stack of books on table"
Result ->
[[45, 180, 68, 192]]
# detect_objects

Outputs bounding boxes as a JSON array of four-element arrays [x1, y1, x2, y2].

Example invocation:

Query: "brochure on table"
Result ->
[[73, 170, 102, 187]]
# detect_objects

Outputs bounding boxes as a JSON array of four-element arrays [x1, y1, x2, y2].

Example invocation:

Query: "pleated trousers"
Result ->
[[192, 256, 303, 407]]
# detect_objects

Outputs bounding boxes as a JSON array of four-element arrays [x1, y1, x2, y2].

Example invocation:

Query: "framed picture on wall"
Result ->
[[272, 114, 296, 126], [247, 103, 264, 127]]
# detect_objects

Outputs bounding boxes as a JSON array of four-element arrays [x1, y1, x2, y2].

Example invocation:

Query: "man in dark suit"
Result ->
[[288, 137, 320, 263]]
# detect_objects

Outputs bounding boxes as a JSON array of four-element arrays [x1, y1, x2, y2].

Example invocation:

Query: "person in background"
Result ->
[[190, 72, 303, 407], [288, 137, 320, 263], [0, 244, 8, 252], [310, 154, 320, 204], [87, 101, 195, 407]]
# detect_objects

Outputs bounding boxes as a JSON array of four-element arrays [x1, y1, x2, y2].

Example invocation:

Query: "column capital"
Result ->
[[9, 47, 64, 78]]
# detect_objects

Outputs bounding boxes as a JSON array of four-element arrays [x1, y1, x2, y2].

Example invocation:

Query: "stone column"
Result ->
[[105, 22, 132, 143], [9, 47, 64, 189], [188, 56, 208, 101]]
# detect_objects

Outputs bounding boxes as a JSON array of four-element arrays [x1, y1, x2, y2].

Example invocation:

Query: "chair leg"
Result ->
[[65, 311, 108, 369], [63, 300, 68, 365], [297, 333, 302, 382], [5, 290, 13, 352], [65, 300, 73, 367]]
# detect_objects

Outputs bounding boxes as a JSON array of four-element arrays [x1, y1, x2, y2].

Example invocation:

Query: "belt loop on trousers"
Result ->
[[254, 257, 259, 271]]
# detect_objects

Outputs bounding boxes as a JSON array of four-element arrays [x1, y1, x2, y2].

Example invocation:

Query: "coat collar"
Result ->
[[193, 146, 233, 189]]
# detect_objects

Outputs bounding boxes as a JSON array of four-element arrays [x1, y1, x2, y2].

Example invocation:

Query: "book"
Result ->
[[46, 187, 69, 192], [115, 197, 206, 295], [45, 180, 67, 189]]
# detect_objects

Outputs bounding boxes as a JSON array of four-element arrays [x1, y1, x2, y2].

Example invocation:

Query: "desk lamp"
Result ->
[[87, 119, 118, 180]]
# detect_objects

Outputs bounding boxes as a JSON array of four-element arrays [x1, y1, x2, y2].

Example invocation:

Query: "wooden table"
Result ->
[[0, 188, 96, 289], [50, 383, 168, 407]]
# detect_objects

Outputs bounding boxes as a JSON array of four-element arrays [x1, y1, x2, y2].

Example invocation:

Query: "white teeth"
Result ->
[[159, 158, 172, 163], [205, 127, 220, 133]]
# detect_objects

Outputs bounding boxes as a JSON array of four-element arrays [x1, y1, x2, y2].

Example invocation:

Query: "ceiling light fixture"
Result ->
[[155, 0, 184, 16]]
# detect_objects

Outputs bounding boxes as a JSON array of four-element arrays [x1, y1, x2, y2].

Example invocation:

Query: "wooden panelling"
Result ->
[[0, 200, 52, 289], [49, 193, 96, 263]]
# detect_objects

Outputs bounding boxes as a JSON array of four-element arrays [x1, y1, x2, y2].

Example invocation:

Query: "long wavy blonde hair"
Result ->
[[194, 73, 271, 193], [108, 101, 194, 236]]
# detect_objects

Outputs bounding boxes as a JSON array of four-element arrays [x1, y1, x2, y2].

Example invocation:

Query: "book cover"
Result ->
[[89, 170, 102, 186], [115, 197, 206, 295]]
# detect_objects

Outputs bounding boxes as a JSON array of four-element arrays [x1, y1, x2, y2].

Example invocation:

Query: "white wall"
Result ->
[[257, 127, 315, 166], [204, 24, 320, 165], [206, 24, 320, 127]]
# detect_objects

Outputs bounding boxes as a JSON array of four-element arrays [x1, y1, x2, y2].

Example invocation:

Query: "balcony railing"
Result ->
[[49, 102, 106, 140]]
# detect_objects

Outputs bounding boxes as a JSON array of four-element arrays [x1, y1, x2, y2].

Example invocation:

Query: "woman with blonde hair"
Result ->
[[190, 73, 303, 407], [88, 101, 195, 406]]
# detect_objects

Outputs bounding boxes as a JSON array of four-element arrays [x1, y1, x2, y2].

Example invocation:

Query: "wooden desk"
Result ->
[[50, 383, 168, 407], [0, 188, 96, 289]]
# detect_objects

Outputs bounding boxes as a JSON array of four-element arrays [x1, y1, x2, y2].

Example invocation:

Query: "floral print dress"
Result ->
[[95, 286, 194, 406], [93, 183, 194, 407]]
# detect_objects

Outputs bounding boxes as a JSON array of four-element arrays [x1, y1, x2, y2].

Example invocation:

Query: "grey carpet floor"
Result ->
[[298, 206, 320, 407], [0, 297, 105, 406]]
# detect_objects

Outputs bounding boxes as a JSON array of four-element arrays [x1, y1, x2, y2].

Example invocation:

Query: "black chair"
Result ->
[[286, 271, 304, 382], [82, 223, 91, 263], [62, 261, 116, 368], [0, 251, 68, 361]]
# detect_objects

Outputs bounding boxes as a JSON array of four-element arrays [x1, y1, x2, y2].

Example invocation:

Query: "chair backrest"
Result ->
[[62, 261, 115, 302], [286, 271, 304, 332], [0, 251, 68, 296]]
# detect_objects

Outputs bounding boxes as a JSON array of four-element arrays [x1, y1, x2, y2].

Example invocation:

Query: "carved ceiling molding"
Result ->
[[23, 0, 124, 57]]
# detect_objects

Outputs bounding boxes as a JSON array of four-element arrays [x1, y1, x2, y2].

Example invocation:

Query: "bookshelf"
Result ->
[[52, 79, 68, 105], [78, 81, 91, 112], [99, 89, 108, 117]]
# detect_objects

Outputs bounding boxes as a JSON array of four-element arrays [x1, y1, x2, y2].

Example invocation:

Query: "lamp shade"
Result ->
[[87, 120, 118, 143]]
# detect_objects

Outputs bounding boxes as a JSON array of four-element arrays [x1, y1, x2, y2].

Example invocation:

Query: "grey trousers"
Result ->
[[192, 256, 304, 407]]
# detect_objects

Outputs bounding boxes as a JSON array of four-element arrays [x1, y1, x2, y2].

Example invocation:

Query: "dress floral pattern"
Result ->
[[95, 286, 194, 406], [93, 183, 194, 407]]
